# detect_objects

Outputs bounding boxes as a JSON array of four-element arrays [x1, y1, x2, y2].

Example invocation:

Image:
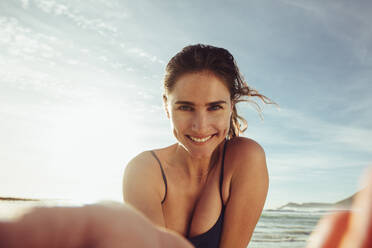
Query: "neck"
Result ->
[[173, 142, 223, 180]]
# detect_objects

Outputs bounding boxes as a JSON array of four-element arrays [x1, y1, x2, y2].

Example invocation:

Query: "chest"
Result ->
[[161, 166, 225, 237]]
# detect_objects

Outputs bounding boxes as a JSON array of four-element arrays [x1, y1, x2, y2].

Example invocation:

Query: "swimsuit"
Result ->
[[150, 141, 227, 248]]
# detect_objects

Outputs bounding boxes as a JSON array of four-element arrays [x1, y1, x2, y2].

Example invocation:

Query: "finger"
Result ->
[[306, 211, 350, 248]]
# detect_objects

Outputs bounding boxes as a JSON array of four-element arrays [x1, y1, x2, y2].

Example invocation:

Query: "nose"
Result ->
[[191, 111, 208, 133]]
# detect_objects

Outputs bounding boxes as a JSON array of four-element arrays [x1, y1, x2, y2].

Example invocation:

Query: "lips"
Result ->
[[186, 134, 216, 143]]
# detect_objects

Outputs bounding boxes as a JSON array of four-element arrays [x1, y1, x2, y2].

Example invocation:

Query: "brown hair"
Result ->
[[164, 44, 274, 139]]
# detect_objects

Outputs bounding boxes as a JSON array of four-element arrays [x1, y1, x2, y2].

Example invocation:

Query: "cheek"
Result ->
[[208, 114, 231, 138], [170, 113, 188, 131], [215, 119, 229, 130], [215, 112, 231, 128]]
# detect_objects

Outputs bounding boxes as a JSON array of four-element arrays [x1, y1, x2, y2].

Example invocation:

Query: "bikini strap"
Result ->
[[150, 151, 168, 204], [219, 140, 228, 202]]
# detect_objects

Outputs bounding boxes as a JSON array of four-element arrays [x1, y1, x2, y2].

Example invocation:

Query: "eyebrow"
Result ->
[[174, 100, 227, 106]]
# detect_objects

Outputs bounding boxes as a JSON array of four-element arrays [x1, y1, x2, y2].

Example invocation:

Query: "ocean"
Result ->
[[250, 209, 324, 248], [0, 200, 326, 248]]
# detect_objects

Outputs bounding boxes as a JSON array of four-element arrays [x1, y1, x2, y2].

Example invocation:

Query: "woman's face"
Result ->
[[165, 71, 233, 159]]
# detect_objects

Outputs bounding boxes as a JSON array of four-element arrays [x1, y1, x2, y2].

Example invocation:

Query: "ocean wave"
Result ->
[[265, 208, 331, 214], [252, 235, 307, 243], [281, 230, 312, 235]]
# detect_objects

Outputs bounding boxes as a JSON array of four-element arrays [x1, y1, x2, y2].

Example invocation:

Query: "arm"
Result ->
[[0, 203, 193, 248], [219, 138, 269, 248], [123, 152, 166, 227]]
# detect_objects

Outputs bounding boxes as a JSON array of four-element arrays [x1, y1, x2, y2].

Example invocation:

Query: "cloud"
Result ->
[[260, 107, 372, 153], [244, 105, 372, 182], [278, 0, 372, 66], [21, 0, 29, 9], [278, 0, 325, 16], [268, 152, 368, 173], [18, 0, 121, 35], [127, 47, 165, 64]]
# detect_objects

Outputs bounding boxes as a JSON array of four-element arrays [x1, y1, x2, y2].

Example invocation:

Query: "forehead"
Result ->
[[169, 71, 230, 103]]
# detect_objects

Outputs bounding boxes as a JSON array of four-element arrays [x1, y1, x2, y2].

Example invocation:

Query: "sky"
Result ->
[[0, 0, 371, 209]]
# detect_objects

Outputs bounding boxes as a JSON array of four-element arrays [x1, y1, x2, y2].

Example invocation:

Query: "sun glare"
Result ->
[[45, 103, 142, 203]]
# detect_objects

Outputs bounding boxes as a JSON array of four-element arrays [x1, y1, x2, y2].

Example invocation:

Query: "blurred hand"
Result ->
[[306, 168, 372, 248], [0, 203, 192, 248]]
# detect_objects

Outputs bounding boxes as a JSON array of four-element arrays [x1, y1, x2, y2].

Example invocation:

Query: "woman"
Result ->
[[1, 45, 371, 248], [123, 44, 272, 248]]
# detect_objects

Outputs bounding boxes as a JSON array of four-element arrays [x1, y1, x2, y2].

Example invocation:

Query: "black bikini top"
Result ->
[[150, 141, 227, 248]]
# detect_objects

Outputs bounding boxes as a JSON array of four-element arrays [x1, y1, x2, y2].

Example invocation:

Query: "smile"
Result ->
[[187, 135, 214, 143]]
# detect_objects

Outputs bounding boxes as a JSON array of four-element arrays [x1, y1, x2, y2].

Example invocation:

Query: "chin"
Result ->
[[182, 136, 223, 159]]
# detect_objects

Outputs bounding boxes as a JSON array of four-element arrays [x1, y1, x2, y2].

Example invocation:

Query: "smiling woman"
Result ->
[[123, 44, 274, 248]]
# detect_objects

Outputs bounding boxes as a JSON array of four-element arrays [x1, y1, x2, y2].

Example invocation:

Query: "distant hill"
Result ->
[[0, 197, 40, 202], [278, 190, 361, 210], [333, 191, 359, 209], [278, 202, 334, 209]]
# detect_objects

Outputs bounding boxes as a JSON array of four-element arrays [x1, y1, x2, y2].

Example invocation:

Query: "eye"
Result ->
[[178, 105, 193, 111], [208, 105, 223, 111]]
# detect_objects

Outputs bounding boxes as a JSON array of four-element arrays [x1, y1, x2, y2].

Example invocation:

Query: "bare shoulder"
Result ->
[[225, 137, 268, 187], [124, 151, 159, 180], [229, 136, 265, 152], [227, 137, 266, 168], [123, 150, 165, 202], [225, 136, 268, 202], [123, 149, 169, 226]]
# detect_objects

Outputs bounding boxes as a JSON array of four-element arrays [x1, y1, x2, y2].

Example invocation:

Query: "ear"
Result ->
[[163, 94, 170, 119]]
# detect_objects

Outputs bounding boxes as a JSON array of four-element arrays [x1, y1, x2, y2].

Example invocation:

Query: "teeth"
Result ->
[[189, 135, 212, 143]]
